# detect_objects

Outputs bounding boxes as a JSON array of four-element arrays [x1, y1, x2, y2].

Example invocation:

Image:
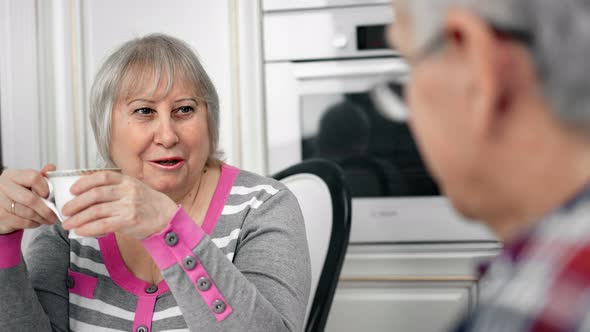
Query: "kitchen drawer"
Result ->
[[323, 243, 501, 331], [325, 280, 474, 332]]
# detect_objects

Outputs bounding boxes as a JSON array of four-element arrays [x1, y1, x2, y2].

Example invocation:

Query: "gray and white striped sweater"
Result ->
[[0, 164, 311, 332]]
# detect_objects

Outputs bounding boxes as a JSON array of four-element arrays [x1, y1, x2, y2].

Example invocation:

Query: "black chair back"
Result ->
[[273, 158, 352, 332]]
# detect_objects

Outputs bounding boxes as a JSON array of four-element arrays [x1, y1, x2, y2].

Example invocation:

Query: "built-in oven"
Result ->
[[263, 3, 496, 243]]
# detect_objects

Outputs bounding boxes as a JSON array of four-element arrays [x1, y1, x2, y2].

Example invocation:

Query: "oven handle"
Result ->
[[293, 59, 409, 80]]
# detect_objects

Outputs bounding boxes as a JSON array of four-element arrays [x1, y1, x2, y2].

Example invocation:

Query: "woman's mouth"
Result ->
[[149, 158, 185, 170]]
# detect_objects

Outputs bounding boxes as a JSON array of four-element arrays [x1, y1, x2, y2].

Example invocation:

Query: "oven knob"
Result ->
[[332, 35, 348, 49]]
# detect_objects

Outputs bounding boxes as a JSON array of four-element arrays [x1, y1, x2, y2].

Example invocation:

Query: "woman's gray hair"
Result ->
[[89, 33, 222, 167], [402, 0, 590, 135]]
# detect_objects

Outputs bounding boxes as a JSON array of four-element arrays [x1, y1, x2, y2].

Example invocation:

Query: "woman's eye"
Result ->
[[134, 107, 154, 115], [176, 106, 194, 115]]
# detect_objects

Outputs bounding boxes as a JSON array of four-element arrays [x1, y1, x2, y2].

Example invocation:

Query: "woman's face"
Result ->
[[110, 78, 210, 200]]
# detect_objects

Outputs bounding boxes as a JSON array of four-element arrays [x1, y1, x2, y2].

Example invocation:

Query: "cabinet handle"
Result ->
[[339, 276, 478, 282], [293, 59, 408, 80]]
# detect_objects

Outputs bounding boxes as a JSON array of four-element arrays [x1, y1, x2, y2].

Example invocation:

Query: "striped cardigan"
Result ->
[[0, 164, 311, 331]]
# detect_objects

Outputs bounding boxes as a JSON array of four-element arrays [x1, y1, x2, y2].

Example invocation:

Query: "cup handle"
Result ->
[[41, 178, 82, 239], [42, 198, 63, 222], [42, 178, 62, 221], [45, 178, 54, 203]]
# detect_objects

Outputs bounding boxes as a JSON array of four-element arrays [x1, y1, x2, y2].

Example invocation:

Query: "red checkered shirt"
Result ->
[[455, 187, 590, 332]]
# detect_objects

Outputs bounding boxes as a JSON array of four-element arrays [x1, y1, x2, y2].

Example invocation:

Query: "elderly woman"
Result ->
[[0, 34, 311, 331]]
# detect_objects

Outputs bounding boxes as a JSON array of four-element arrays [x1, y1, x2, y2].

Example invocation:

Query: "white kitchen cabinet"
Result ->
[[325, 243, 501, 332]]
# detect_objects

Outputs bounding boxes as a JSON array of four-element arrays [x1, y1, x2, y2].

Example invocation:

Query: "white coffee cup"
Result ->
[[44, 168, 121, 238]]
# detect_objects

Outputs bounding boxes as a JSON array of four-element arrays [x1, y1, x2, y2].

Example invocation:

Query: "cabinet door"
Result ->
[[325, 280, 475, 332]]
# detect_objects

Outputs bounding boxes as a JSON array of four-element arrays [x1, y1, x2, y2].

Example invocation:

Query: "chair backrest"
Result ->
[[273, 159, 351, 332]]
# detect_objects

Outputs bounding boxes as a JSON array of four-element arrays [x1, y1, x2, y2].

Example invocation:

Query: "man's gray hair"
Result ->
[[89, 33, 222, 167], [403, 0, 590, 134]]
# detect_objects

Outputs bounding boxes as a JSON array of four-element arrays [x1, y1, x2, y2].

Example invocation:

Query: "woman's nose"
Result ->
[[153, 118, 180, 148]]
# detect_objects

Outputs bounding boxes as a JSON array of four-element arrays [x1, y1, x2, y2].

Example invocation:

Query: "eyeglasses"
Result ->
[[371, 79, 408, 122], [371, 24, 532, 123]]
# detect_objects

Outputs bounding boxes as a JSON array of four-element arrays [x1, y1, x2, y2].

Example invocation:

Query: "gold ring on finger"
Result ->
[[10, 201, 15, 215]]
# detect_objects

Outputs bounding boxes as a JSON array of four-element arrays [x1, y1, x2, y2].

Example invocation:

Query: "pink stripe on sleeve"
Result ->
[[68, 270, 98, 298], [183, 260, 233, 321], [163, 231, 233, 321], [0, 230, 24, 268], [141, 207, 206, 270], [142, 206, 233, 321]]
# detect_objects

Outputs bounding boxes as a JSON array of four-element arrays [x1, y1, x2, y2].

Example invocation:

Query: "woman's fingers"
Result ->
[[0, 167, 59, 234], [68, 216, 118, 238], [0, 178, 57, 224], [61, 185, 119, 218], [40, 164, 56, 176], [62, 201, 116, 231], [59, 173, 172, 239], [0, 196, 50, 226], [70, 171, 122, 195], [4, 169, 52, 199], [0, 207, 45, 231]]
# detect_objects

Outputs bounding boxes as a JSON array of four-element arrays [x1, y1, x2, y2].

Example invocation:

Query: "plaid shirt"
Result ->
[[455, 186, 590, 332]]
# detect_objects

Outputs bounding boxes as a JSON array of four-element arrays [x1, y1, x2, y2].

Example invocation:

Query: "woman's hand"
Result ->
[[61, 171, 178, 239], [0, 164, 59, 234]]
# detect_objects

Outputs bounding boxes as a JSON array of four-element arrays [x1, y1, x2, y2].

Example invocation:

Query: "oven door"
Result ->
[[265, 57, 497, 243], [266, 57, 409, 173]]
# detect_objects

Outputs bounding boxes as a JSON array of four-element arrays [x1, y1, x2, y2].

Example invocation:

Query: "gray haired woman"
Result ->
[[0, 34, 310, 331]]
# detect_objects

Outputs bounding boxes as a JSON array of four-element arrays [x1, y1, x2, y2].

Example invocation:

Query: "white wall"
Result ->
[[0, 0, 267, 173], [0, 0, 42, 169]]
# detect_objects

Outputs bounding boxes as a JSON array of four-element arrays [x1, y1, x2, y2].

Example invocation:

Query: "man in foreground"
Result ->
[[382, 0, 590, 330]]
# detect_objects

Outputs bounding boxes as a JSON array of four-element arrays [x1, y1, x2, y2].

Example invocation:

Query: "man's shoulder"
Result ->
[[475, 209, 590, 332]]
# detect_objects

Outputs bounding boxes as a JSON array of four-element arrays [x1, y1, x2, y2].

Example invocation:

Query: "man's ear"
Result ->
[[442, 8, 507, 140]]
